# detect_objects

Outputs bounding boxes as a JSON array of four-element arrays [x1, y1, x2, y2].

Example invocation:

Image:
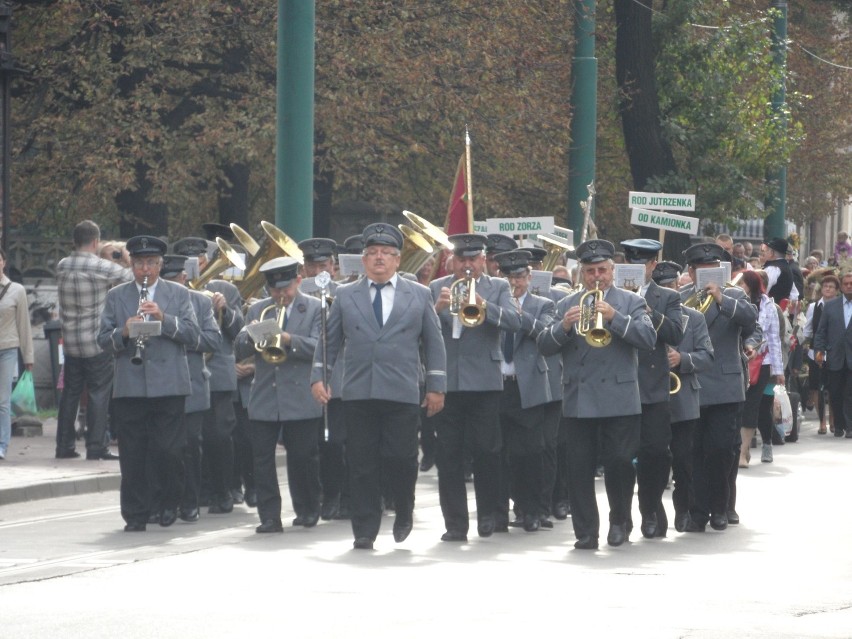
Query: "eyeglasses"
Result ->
[[132, 258, 161, 268], [363, 249, 400, 258]]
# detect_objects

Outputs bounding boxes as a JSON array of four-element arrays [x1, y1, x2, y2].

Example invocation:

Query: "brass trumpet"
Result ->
[[684, 272, 744, 314], [254, 302, 288, 364], [577, 281, 611, 347], [449, 267, 486, 327], [669, 372, 682, 395]]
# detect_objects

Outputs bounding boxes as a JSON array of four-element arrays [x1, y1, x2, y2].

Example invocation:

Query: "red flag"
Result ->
[[444, 154, 472, 235]]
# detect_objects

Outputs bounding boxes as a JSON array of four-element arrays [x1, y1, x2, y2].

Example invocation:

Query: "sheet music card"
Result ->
[[695, 266, 726, 291], [530, 270, 553, 296], [246, 319, 282, 343], [614, 264, 645, 291], [128, 321, 162, 339], [338, 254, 365, 278]]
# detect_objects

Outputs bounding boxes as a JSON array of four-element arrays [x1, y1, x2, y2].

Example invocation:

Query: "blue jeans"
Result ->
[[0, 347, 20, 455]]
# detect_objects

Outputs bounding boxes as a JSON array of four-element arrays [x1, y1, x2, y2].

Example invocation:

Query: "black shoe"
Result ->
[[208, 496, 234, 514], [684, 516, 706, 533], [477, 515, 495, 538], [419, 455, 435, 472], [86, 450, 119, 460], [179, 507, 199, 522], [147, 512, 161, 524], [709, 513, 728, 531], [726, 510, 740, 525], [256, 519, 284, 533], [159, 509, 177, 527], [393, 516, 413, 543], [523, 513, 540, 532], [835, 430, 846, 438], [654, 510, 668, 538], [509, 516, 525, 528], [494, 522, 510, 533], [300, 512, 320, 528], [552, 501, 570, 520], [321, 497, 340, 521], [607, 523, 627, 547], [353, 537, 374, 550], [441, 530, 467, 542], [846, 431, 852, 439], [244, 489, 258, 508], [124, 522, 146, 532], [55, 450, 81, 459], [674, 512, 689, 533], [539, 516, 554, 529], [230, 489, 245, 504], [574, 535, 598, 550], [640, 513, 658, 539]]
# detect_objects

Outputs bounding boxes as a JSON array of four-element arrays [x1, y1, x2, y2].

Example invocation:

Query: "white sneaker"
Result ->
[[761, 443, 773, 463]]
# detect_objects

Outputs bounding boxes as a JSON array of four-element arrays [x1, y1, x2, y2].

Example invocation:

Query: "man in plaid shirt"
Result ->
[[55, 220, 132, 459]]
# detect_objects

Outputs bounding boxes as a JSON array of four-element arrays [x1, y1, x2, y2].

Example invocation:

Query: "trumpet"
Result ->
[[669, 372, 682, 395], [130, 276, 149, 365], [684, 272, 744, 313], [577, 281, 611, 347], [254, 302, 288, 364], [449, 267, 486, 327]]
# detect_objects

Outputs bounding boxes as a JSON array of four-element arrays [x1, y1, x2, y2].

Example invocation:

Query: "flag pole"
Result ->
[[465, 126, 474, 232]]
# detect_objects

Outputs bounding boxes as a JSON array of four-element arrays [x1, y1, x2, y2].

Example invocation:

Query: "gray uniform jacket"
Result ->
[[678, 285, 758, 406], [430, 274, 523, 392], [235, 292, 322, 422], [311, 275, 446, 405], [204, 279, 244, 392], [638, 281, 685, 404], [97, 278, 200, 398], [814, 295, 852, 372], [537, 285, 657, 418], [185, 290, 221, 413], [670, 307, 714, 423], [503, 292, 558, 409]]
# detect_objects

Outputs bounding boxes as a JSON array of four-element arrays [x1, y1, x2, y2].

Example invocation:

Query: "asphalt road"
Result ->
[[1, 419, 851, 638]]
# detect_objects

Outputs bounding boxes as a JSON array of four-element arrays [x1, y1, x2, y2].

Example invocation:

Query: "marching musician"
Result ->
[[173, 236, 245, 515], [97, 236, 201, 532], [537, 239, 656, 550], [311, 223, 446, 550], [678, 243, 757, 532], [493, 250, 559, 532], [429, 233, 522, 542], [652, 261, 714, 532], [159, 254, 221, 523], [234, 257, 323, 533], [619, 238, 684, 539]]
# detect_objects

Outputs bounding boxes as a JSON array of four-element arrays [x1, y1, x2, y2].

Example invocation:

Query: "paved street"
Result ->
[[1, 416, 851, 638]]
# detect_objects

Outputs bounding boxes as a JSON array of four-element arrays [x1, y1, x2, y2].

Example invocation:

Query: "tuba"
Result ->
[[449, 267, 486, 327], [398, 225, 436, 275], [237, 221, 303, 302], [537, 233, 575, 272], [684, 272, 744, 314], [189, 238, 247, 291], [577, 281, 611, 347], [254, 302, 288, 364], [229, 223, 261, 258]]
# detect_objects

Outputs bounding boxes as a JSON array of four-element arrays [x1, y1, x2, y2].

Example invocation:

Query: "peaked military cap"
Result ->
[[297, 238, 337, 262], [449, 233, 487, 257], [362, 223, 403, 249], [495, 250, 533, 275], [621, 238, 662, 263], [683, 242, 726, 266], [160, 254, 188, 279], [259, 256, 300, 289], [526, 247, 548, 264], [172, 237, 209, 257], [485, 234, 518, 255], [127, 235, 167, 257], [342, 234, 366, 254], [651, 260, 682, 285], [575, 239, 615, 264]]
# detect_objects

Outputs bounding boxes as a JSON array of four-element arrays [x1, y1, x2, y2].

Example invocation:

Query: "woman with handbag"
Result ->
[[738, 270, 785, 467], [0, 249, 34, 460]]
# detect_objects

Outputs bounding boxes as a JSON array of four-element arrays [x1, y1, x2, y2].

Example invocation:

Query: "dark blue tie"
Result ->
[[372, 282, 388, 327], [503, 330, 514, 364]]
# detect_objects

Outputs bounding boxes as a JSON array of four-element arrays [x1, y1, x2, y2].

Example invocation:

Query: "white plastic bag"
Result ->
[[773, 384, 793, 438]]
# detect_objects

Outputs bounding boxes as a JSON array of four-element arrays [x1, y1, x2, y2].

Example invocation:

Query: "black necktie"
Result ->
[[503, 330, 514, 364], [372, 282, 388, 327]]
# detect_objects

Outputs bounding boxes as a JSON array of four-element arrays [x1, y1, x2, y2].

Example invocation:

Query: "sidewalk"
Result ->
[[0, 417, 121, 506]]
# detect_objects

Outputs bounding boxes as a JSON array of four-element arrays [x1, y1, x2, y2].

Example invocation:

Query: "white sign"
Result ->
[[631, 207, 699, 235], [485, 216, 554, 236], [628, 191, 696, 212], [473, 221, 489, 234], [551, 226, 574, 246]]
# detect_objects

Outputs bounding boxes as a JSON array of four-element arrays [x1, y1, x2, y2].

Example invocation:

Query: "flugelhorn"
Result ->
[[449, 267, 486, 327], [254, 302, 288, 364], [669, 372, 681, 394], [577, 281, 611, 347], [130, 276, 149, 365], [684, 272, 744, 314]]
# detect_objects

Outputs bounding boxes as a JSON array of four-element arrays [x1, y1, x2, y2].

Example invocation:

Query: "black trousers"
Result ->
[[55, 351, 114, 456], [319, 398, 347, 507], [551, 416, 571, 508], [670, 419, 696, 518], [344, 399, 420, 542], [231, 401, 255, 493], [540, 401, 562, 516], [825, 366, 852, 434], [202, 391, 236, 501], [249, 417, 321, 523], [691, 402, 740, 523], [635, 401, 672, 519], [113, 395, 186, 526], [565, 414, 640, 540], [432, 391, 502, 535], [181, 410, 205, 511]]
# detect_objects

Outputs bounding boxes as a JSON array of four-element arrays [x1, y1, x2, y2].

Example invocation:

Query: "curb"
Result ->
[[0, 474, 121, 507]]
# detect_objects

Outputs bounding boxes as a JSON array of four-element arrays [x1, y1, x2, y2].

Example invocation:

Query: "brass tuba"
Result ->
[[537, 233, 575, 272], [577, 281, 611, 347], [398, 225, 436, 275], [188, 238, 247, 291], [237, 221, 304, 302], [449, 267, 486, 327], [254, 302, 288, 364], [684, 272, 744, 314], [229, 223, 261, 258]]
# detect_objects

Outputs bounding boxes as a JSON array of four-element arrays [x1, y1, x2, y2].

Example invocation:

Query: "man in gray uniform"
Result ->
[[97, 236, 201, 531], [235, 257, 323, 533], [429, 233, 523, 542], [679, 243, 757, 532], [538, 239, 656, 550], [312, 223, 446, 550]]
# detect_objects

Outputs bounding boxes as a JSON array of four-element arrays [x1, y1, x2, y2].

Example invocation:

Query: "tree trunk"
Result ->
[[216, 162, 250, 230], [115, 161, 170, 239]]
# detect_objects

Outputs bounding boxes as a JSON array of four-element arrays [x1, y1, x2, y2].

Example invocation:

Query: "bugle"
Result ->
[[449, 267, 486, 327], [577, 281, 611, 347]]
